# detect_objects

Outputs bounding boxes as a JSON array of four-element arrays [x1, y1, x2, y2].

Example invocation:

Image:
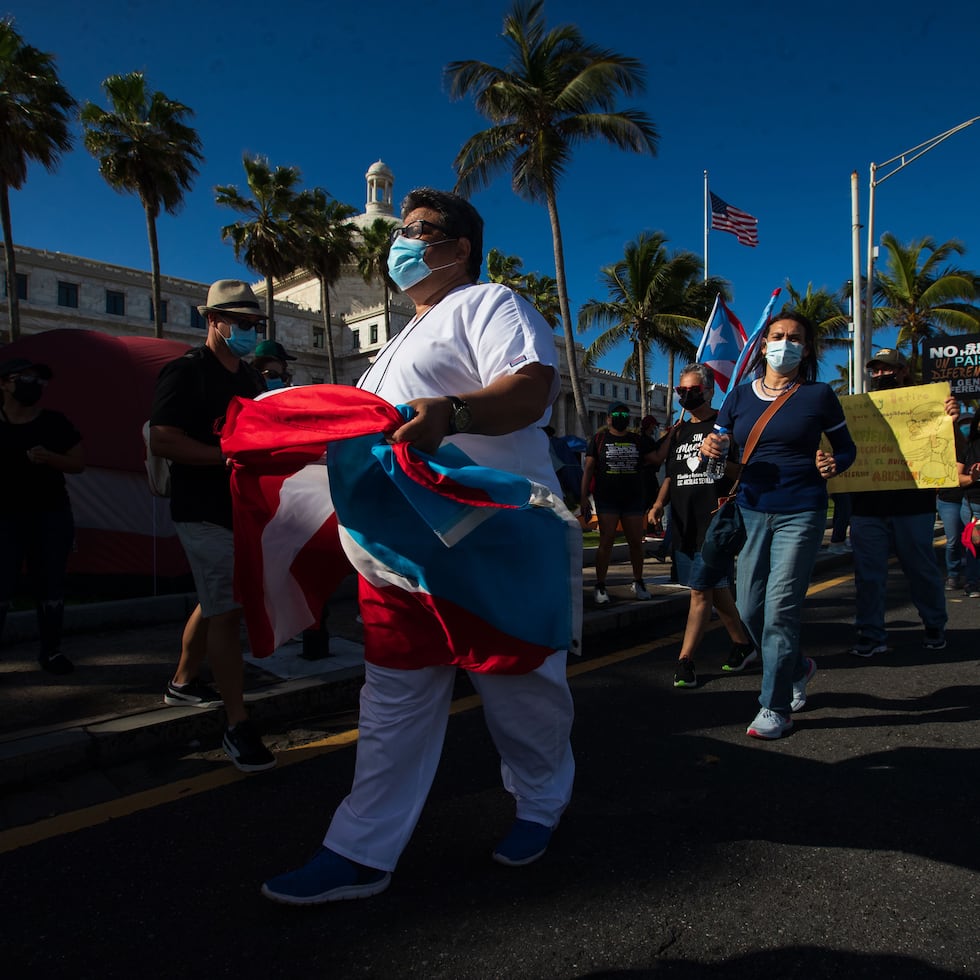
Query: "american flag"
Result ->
[[710, 192, 759, 247]]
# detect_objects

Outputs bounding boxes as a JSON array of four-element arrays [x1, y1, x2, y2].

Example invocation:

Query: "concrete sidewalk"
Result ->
[[0, 536, 854, 788]]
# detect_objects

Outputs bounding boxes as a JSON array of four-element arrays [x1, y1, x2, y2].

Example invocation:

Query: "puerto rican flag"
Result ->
[[220, 385, 582, 674], [696, 294, 747, 392], [723, 287, 783, 402]]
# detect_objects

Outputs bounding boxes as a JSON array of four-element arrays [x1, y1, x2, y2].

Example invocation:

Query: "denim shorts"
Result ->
[[674, 549, 732, 591]]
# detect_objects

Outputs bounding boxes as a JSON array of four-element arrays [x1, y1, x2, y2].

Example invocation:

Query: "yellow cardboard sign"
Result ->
[[825, 382, 958, 492]]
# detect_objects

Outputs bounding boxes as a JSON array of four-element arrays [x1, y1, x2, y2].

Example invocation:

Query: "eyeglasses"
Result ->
[[390, 219, 451, 242], [869, 367, 896, 377], [674, 385, 704, 395], [11, 372, 48, 386], [261, 369, 292, 383]]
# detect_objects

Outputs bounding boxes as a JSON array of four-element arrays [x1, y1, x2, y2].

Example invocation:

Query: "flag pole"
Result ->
[[703, 170, 709, 282]]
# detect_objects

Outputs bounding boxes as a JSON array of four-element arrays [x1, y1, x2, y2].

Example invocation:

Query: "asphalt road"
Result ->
[[3, 562, 980, 980]]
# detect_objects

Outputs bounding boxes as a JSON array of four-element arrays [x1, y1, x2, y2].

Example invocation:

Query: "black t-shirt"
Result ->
[[0, 408, 81, 513], [663, 413, 735, 553], [149, 346, 263, 528], [587, 429, 655, 505], [963, 436, 980, 506]]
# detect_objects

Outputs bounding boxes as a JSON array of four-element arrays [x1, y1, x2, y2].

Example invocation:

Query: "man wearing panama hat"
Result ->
[[149, 279, 276, 772]]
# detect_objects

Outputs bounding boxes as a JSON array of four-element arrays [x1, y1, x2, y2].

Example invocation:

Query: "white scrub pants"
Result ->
[[323, 652, 575, 872]]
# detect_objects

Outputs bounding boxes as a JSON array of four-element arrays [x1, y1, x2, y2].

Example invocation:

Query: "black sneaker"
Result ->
[[673, 658, 698, 688], [721, 643, 757, 673], [223, 720, 277, 773], [923, 628, 947, 651], [40, 653, 74, 675], [164, 678, 223, 708]]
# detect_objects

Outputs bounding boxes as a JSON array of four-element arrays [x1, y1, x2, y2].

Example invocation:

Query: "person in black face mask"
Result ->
[[0, 358, 84, 674], [848, 348, 959, 657]]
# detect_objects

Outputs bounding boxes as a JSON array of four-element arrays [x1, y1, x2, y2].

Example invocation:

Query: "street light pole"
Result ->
[[859, 115, 980, 393]]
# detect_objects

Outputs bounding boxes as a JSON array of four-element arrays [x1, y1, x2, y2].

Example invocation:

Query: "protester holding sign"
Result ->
[[847, 349, 959, 656]]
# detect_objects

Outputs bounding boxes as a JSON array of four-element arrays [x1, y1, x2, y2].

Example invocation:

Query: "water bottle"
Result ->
[[703, 428, 729, 480]]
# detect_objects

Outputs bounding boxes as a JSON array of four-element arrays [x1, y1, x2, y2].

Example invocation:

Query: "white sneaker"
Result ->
[[594, 587, 610, 605], [746, 707, 793, 740], [630, 581, 652, 601], [790, 657, 817, 712]]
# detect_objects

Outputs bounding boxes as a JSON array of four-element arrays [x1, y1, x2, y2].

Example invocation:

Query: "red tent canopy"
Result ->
[[3, 329, 191, 472]]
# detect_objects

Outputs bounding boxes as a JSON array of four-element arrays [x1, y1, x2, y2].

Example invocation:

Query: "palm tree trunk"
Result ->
[[145, 207, 163, 339], [264, 275, 276, 340], [545, 185, 590, 437], [636, 329, 647, 419], [321, 276, 337, 385], [1, 184, 20, 342], [666, 351, 676, 425]]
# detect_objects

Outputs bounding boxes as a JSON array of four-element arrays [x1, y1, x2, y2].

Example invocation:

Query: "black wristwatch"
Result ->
[[446, 395, 473, 435]]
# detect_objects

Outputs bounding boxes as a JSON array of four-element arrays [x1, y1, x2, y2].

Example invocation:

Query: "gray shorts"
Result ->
[[174, 521, 240, 618]]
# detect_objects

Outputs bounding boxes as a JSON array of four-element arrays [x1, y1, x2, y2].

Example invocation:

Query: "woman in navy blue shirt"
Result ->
[[702, 311, 856, 739]]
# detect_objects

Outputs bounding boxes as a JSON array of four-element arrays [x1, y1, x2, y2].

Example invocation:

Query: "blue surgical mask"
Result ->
[[264, 376, 286, 391], [224, 322, 258, 358], [764, 339, 804, 374], [387, 236, 458, 291]]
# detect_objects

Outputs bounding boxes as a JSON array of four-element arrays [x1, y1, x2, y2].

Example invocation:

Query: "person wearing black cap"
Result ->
[[149, 279, 276, 772], [847, 348, 958, 656], [253, 339, 296, 390], [580, 401, 664, 603], [0, 358, 84, 674]]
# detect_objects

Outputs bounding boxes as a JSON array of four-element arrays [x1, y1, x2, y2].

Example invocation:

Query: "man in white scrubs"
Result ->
[[262, 188, 577, 905]]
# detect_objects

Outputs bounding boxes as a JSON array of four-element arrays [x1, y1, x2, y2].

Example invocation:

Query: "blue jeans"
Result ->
[[936, 497, 965, 580], [736, 508, 825, 715], [850, 512, 947, 643]]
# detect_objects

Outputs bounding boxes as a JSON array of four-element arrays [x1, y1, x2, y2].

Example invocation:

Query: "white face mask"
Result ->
[[764, 339, 804, 374]]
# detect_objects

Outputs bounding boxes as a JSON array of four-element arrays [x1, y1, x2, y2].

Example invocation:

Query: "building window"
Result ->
[[3, 273, 28, 300], [369, 324, 379, 345], [58, 281, 79, 308], [105, 289, 125, 315], [310, 375, 324, 386], [313, 326, 325, 349], [612, 384, 619, 400], [149, 298, 168, 323], [351, 329, 360, 350], [599, 382, 606, 397], [190, 307, 205, 329]]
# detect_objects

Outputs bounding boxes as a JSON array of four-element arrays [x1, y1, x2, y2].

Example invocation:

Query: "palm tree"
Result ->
[[356, 216, 398, 342], [578, 231, 729, 420], [215, 154, 304, 339], [783, 280, 852, 362], [446, 0, 659, 437], [0, 19, 75, 341], [486, 248, 561, 327], [872, 233, 980, 375], [81, 72, 202, 340], [296, 188, 358, 383]]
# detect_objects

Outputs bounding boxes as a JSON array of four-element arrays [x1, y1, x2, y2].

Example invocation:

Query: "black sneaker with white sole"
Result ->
[[223, 720, 277, 772], [164, 678, 223, 708], [721, 643, 757, 673]]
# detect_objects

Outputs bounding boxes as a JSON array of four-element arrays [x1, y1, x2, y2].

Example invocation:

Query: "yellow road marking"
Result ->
[[0, 569, 854, 854]]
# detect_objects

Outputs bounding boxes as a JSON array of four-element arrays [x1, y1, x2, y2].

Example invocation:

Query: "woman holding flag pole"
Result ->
[[700, 306, 856, 739]]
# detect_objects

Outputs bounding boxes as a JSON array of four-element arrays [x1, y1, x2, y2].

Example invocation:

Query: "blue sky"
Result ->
[[8, 0, 980, 384]]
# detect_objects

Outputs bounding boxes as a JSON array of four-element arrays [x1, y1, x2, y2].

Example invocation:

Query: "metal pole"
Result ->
[[863, 160, 877, 392], [850, 171, 863, 394]]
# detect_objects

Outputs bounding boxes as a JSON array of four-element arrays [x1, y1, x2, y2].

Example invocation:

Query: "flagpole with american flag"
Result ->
[[704, 173, 760, 251]]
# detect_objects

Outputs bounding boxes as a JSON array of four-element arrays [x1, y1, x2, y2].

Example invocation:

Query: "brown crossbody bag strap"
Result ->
[[714, 382, 802, 510]]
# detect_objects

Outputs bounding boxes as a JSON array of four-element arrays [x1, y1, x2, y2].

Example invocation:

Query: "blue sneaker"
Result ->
[[492, 819, 553, 867], [790, 657, 817, 712], [261, 847, 390, 905]]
